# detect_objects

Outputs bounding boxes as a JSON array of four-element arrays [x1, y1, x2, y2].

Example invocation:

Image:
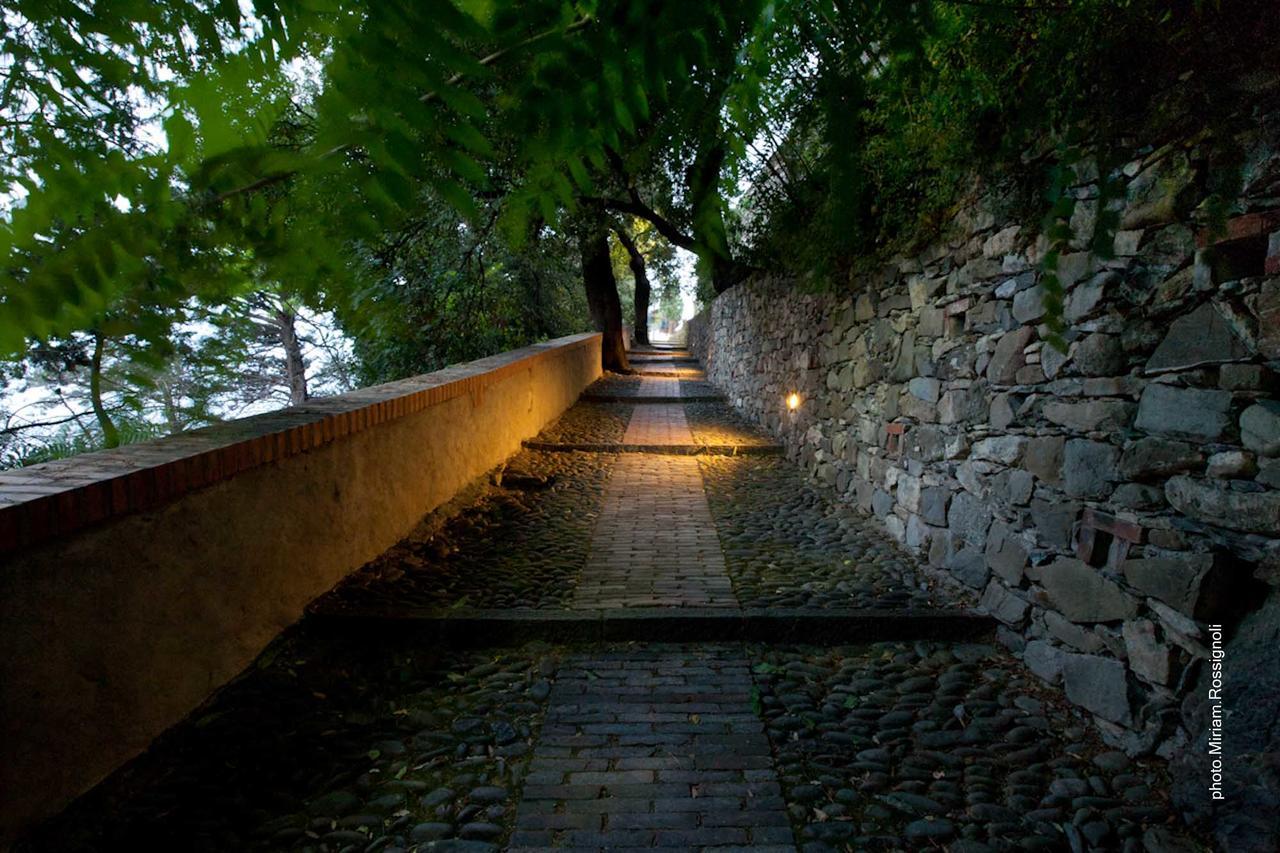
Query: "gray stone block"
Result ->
[[948, 491, 992, 548], [1024, 640, 1065, 684], [1205, 450, 1257, 479], [989, 393, 1017, 429], [1012, 285, 1046, 324], [1122, 619, 1175, 686], [947, 548, 990, 589], [908, 376, 941, 403], [1063, 439, 1120, 499], [1134, 384, 1232, 441], [1073, 333, 1126, 376], [1023, 436, 1065, 485], [1121, 553, 1231, 621], [1241, 400, 1280, 457], [919, 486, 950, 526], [938, 388, 989, 424], [1062, 653, 1132, 725], [988, 326, 1034, 385], [984, 521, 1028, 585], [1029, 498, 1080, 548], [1029, 558, 1138, 623], [971, 436, 1027, 464], [999, 468, 1034, 506], [980, 580, 1030, 627], [1219, 363, 1275, 391], [1044, 610, 1106, 653], [1043, 399, 1136, 432], [1118, 438, 1204, 480], [1111, 483, 1166, 510], [1145, 302, 1252, 374], [1064, 271, 1114, 322], [1165, 475, 1280, 535]]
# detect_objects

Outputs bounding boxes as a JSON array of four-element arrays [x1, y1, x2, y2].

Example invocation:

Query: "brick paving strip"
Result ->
[[582, 391, 723, 403], [571, 386, 738, 610], [623, 403, 696, 445], [572, 453, 737, 609], [635, 376, 685, 397], [581, 371, 725, 404], [631, 364, 706, 377], [509, 646, 796, 852]]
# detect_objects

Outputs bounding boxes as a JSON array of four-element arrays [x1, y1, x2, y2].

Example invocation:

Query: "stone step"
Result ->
[[522, 440, 783, 456], [581, 393, 725, 403], [305, 605, 996, 645], [625, 369, 705, 378]]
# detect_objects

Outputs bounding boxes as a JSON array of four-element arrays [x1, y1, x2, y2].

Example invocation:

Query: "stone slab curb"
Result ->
[[629, 358, 701, 366], [581, 393, 725, 403], [304, 606, 997, 645], [626, 370, 705, 377], [522, 440, 783, 456]]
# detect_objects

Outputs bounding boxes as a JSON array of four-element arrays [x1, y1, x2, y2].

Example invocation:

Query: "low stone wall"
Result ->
[[0, 333, 601, 845], [692, 126, 1280, 841]]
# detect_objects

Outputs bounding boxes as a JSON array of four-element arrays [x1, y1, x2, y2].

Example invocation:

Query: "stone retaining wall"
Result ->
[[0, 333, 601, 845], [690, 116, 1280, 837]]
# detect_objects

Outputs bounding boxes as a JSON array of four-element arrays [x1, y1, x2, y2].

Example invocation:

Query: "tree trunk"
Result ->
[[579, 216, 630, 373], [613, 227, 651, 346], [709, 255, 748, 294], [159, 380, 182, 434], [276, 306, 309, 405], [89, 331, 121, 448], [689, 142, 738, 295]]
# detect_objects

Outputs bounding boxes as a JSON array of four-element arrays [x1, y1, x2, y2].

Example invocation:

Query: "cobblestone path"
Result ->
[[17, 346, 1201, 852]]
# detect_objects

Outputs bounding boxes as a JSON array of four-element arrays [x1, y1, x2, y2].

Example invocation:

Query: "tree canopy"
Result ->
[[1, 0, 1273, 459]]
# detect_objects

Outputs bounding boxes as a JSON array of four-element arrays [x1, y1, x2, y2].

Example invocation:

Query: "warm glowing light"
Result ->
[[787, 392, 801, 410]]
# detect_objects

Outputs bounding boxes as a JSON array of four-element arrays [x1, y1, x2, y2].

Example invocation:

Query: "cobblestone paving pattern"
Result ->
[[573, 455, 736, 608], [699, 456, 952, 610], [683, 401, 779, 447], [17, 634, 559, 852], [316, 449, 613, 612], [509, 645, 795, 852], [587, 374, 721, 399], [534, 402, 632, 444], [20, 348, 1201, 852], [18, 638, 1202, 852], [749, 641, 1200, 852]]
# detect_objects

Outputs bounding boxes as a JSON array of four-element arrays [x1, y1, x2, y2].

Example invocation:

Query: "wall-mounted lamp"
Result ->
[[786, 392, 801, 411]]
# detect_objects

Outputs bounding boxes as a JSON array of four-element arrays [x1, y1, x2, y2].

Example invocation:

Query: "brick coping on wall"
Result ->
[[0, 332, 601, 554]]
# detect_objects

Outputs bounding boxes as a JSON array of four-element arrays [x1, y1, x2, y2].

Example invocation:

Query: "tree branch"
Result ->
[[420, 16, 594, 106], [210, 16, 594, 205], [0, 401, 128, 437], [593, 194, 699, 253]]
